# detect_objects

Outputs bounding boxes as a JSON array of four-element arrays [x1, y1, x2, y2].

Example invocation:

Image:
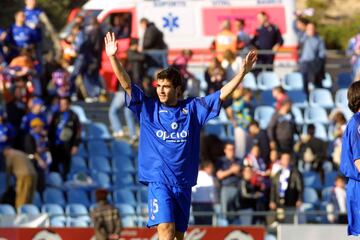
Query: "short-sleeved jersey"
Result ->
[[7, 24, 36, 49], [126, 84, 221, 187], [23, 7, 43, 42], [340, 112, 360, 180]]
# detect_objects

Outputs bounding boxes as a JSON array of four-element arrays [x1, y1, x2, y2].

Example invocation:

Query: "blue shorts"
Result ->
[[147, 182, 191, 232]]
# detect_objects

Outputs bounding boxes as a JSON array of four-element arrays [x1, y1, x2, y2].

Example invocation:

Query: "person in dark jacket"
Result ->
[[48, 97, 81, 178], [267, 100, 298, 153], [126, 38, 146, 87], [248, 120, 270, 164], [269, 153, 303, 223]]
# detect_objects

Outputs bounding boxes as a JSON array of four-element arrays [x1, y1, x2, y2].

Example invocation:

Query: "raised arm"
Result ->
[[104, 32, 132, 96], [220, 50, 257, 101]]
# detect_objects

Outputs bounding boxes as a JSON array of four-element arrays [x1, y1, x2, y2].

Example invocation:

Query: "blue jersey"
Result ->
[[126, 84, 221, 187], [7, 24, 36, 49], [20, 112, 47, 133], [23, 7, 43, 42], [340, 112, 360, 180]]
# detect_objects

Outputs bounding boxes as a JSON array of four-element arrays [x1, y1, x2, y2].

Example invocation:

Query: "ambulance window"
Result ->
[[101, 13, 132, 39]]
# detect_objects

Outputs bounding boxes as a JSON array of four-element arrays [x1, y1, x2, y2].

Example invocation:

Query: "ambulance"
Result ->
[[63, 0, 298, 90]]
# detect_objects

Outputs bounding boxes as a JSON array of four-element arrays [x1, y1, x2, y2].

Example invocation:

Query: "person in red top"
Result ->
[[272, 86, 288, 111]]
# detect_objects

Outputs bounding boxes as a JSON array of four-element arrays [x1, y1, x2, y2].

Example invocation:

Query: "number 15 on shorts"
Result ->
[[150, 198, 159, 220]]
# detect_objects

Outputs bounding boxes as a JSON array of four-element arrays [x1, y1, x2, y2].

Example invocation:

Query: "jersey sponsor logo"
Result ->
[[171, 122, 178, 130], [156, 129, 188, 142], [182, 108, 188, 115]]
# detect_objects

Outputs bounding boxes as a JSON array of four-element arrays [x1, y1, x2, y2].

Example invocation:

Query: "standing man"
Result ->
[[104, 32, 256, 240], [251, 11, 283, 73], [340, 81, 360, 236]]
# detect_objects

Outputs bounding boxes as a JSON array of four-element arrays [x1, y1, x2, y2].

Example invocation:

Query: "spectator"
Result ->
[[330, 111, 347, 168], [272, 86, 288, 111], [243, 145, 267, 177], [126, 38, 146, 87], [192, 161, 217, 225], [110, 14, 130, 39], [347, 29, 360, 80], [269, 152, 303, 223], [269, 150, 281, 177], [267, 100, 298, 153], [47, 62, 71, 98], [4, 83, 28, 130], [234, 18, 250, 51], [23, 117, 51, 193], [248, 120, 270, 164], [293, 15, 310, 51], [294, 124, 327, 174], [238, 166, 263, 212], [326, 175, 347, 224], [251, 11, 283, 73], [20, 97, 47, 134], [221, 49, 243, 83], [296, 22, 326, 94], [216, 142, 242, 223], [91, 189, 122, 240], [227, 87, 254, 129], [48, 97, 81, 178], [215, 20, 237, 60], [4, 146, 37, 208], [0, 109, 16, 171], [205, 57, 226, 94]]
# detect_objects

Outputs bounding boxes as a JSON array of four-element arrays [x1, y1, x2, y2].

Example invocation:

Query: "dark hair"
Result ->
[[140, 18, 149, 24], [249, 120, 259, 128], [223, 140, 235, 148], [273, 86, 285, 93], [308, 124, 315, 136], [335, 174, 346, 182], [348, 81, 360, 113], [129, 37, 139, 46], [258, 11, 268, 17], [157, 67, 182, 88], [235, 18, 245, 25], [200, 161, 213, 170], [297, 16, 310, 25], [95, 189, 108, 202]]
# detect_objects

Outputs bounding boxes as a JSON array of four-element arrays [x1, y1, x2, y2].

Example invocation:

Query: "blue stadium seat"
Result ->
[[70, 156, 88, 174], [257, 71, 281, 90], [116, 203, 136, 217], [113, 173, 135, 188], [322, 72, 332, 89], [0, 204, 16, 215], [73, 143, 88, 159], [321, 186, 333, 203], [324, 171, 338, 188], [111, 140, 133, 158], [41, 204, 64, 217], [282, 72, 304, 90], [0, 173, 6, 196], [309, 89, 334, 109], [113, 189, 137, 206], [92, 171, 111, 188], [70, 105, 91, 124], [112, 155, 136, 173], [336, 72, 352, 89], [243, 72, 257, 90], [67, 218, 89, 227], [46, 172, 63, 188], [303, 172, 322, 190], [259, 90, 275, 106], [32, 191, 42, 207], [204, 123, 227, 139], [65, 204, 90, 224], [303, 123, 328, 141], [304, 106, 329, 124], [292, 106, 304, 125], [303, 187, 320, 205], [322, 161, 333, 173], [288, 90, 308, 108], [43, 188, 66, 206], [88, 140, 110, 158], [254, 106, 275, 129], [50, 217, 66, 227], [86, 122, 112, 140], [122, 216, 137, 227], [18, 204, 40, 215], [335, 89, 348, 108], [67, 189, 91, 207], [89, 156, 111, 173]]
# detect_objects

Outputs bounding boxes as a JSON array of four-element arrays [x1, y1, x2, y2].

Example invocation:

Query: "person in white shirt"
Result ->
[[327, 175, 347, 223], [192, 161, 217, 225]]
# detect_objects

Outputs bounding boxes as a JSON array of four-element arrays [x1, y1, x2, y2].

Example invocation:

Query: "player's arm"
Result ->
[[355, 160, 360, 173], [219, 50, 257, 101], [104, 32, 132, 96]]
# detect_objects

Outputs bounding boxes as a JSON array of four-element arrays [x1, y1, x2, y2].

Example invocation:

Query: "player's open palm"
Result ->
[[243, 50, 257, 73], [104, 32, 118, 57]]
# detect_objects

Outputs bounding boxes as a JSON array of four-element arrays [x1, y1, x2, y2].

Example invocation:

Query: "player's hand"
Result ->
[[243, 50, 257, 73], [104, 32, 118, 57]]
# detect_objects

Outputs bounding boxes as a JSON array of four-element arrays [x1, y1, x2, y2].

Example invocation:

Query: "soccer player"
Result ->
[[104, 32, 257, 240], [340, 80, 360, 236]]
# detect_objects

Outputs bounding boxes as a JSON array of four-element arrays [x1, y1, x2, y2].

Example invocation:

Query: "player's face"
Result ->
[[25, 0, 36, 8], [156, 79, 179, 106]]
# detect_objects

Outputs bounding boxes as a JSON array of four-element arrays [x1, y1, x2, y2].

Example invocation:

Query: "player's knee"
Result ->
[[157, 223, 175, 240]]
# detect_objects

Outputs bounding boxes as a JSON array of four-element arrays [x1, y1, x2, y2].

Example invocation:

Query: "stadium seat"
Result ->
[[70, 105, 91, 124], [116, 203, 136, 217], [41, 204, 64, 218], [46, 172, 63, 188], [309, 89, 334, 109], [67, 189, 91, 207], [336, 72, 352, 89], [322, 72, 332, 89], [73, 143, 88, 159], [204, 123, 227, 139], [257, 71, 281, 90], [122, 216, 137, 227], [259, 90, 275, 106], [67, 218, 89, 227], [321, 186, 333, 203], [303, 187, 320, 205], [288, 90, 308, 108], [322, 161, 334, 173], [51, 217, 66, 227], [282, 72, 304, 90], [335, 89, 348, 108], [113, 173, 135, 188], [86, 122, 112, 140], [304, 106, 329, 124], [65, 204, 90, 224], [88, 140, 110, 158], [43, 188, 66, 206], [303, 172, 322, 190], [243, 72, 257, 90], [292, 106, 304, 125], [32, 191, 42, 207], [0, 173, 6, 196], [302, 123, 328, 141], [112, 155, 136, 173], [113, 189, 137, 206], [324, 171, 338, 188], [0, 204, 16, 215], [70, 156, 88, 174], [111, 140, 133, 158], [254, 106, 275, 129], [89, 156, 111, 173], [92, 171, 111, 188], [18, 204, 40, 215]]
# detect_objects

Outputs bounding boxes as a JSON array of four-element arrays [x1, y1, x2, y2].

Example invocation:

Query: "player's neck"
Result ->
[[163, 99, 178, 107]]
